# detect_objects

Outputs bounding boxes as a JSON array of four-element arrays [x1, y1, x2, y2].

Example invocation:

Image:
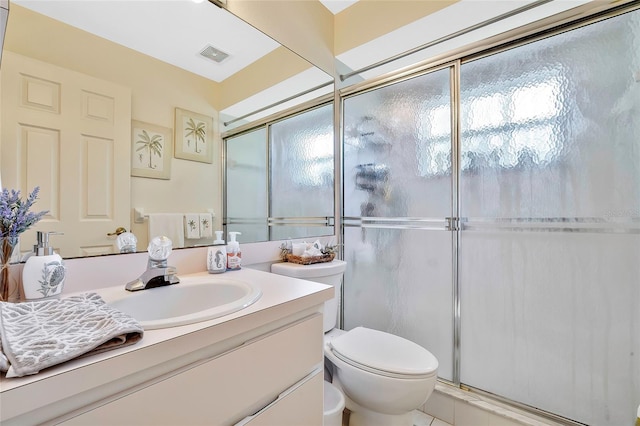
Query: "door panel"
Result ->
[[458, 9, 640, 425], [342, 66, 455, 380], [1, 52, 131, 258]]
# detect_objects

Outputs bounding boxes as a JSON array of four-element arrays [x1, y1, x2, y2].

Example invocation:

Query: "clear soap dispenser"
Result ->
[[22, 231, 66, 300], [226, 231, 242, 271]]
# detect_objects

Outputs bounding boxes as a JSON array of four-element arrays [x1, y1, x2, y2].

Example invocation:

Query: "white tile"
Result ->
[[455, 400, 490, 426], [413, 409, 434, 426], [423, 391, 455, 425]]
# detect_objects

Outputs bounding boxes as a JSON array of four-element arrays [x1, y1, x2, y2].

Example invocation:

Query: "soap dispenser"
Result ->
[[207, 231, 227, 274], [22, 232, 66, 300], [226, 231, 242, 271]]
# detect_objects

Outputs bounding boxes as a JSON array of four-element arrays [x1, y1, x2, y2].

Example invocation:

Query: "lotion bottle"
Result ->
[[22, 232, 66, 300], [207, 231, 227, 274], [226, 231, 242, 271]]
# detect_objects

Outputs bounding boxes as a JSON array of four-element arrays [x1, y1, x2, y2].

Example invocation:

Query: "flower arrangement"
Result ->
[[0, 187, 48, 301]]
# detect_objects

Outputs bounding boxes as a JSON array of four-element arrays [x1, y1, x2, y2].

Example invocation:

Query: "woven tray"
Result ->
[[285, 252, 335, 265]]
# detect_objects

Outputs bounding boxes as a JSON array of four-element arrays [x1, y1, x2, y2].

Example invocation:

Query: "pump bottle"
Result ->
[[22, 232, 67, 300], [226, 231, 242, 271], [207, 231, 227, 274]]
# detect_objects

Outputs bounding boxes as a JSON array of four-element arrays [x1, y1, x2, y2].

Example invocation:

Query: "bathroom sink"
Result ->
[[98, 276, 262, 330]]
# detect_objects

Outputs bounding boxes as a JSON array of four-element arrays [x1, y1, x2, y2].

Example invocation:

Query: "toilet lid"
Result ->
[[329, 327, 438, 378]]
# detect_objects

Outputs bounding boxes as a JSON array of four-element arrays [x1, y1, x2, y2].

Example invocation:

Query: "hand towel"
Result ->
[[184, 214, 201, 239], [0, 293, 143, 378], [199, 213, 213, 238], [148, 213, 185, 248]]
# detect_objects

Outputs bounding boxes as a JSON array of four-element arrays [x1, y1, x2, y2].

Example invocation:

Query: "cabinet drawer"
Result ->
[[61, 313, 323, 426], [235, 369, 323, 426]]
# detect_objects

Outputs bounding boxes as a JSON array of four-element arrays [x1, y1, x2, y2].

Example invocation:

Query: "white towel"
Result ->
[[184, 214, 201, 239], [148, 213, 185, 248], [199, 213, 213, 238], [0, 293, 143, 377]]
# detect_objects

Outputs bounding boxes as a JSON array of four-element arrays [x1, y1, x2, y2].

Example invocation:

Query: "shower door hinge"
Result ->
[[446, 217, 461, 231]]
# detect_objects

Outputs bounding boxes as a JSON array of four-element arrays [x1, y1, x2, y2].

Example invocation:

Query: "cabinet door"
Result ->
[[235, 369, 323, 426], [60, 314, 323, 425]]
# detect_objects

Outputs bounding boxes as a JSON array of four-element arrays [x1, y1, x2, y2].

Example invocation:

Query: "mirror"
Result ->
[[0, 0, 333, 260], [225, 101, 335, 244]]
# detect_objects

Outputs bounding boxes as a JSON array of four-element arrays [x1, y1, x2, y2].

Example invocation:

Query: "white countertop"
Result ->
[[0, 268, 333, 394]]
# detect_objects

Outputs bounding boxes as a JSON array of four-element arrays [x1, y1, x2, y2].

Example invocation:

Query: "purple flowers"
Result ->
[[0, 187, 48, 247]]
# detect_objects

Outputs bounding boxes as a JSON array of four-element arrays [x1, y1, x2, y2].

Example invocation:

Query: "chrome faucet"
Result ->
[[126, 236, 180, 291]]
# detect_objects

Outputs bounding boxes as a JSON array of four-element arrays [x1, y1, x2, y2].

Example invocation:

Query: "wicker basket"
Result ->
[[285, 252, 335, 265]]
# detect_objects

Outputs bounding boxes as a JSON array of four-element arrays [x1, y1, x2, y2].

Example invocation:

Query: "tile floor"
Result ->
[[414, 409, 453, 426], [341, 409, 452, 426]]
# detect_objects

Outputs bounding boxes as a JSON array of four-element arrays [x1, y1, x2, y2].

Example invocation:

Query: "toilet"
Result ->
[[271, 260, 438, 426]]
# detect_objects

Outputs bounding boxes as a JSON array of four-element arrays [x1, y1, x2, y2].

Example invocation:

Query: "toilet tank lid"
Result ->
[[271, 259, 346, 278], [329, 327, 438, 376]]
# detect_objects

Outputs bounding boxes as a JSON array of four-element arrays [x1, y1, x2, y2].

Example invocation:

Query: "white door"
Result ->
[[1, 52, 132, 258]]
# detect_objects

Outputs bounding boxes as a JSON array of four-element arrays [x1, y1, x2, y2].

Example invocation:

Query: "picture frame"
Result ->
[[174, 107, 214, 164], [131, 120, 172, 180]]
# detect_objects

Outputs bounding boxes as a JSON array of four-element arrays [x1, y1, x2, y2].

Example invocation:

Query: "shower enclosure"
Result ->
[[225, 103, 334, 243], [341, 7, 640, 425]]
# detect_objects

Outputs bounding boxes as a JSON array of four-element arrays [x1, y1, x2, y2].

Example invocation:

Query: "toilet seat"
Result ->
[[328, 327, 438, 380]]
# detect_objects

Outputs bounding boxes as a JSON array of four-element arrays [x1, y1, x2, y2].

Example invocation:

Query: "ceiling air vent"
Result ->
[[199, 45, 229, 63]]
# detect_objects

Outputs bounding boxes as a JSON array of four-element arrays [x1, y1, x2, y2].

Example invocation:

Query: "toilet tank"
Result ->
[[271, 260, 346, 332]]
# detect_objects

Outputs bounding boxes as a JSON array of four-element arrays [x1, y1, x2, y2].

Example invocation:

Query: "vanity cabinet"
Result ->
[[236, 370, 323, 425], [1, 268, 333, 426], [59, 313, 323, 426]]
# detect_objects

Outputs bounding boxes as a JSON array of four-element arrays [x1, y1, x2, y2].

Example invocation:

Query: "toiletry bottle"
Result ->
[[226, 231, 242, 271], [208, 231, 227, 274], [22, 232, 67, 300]]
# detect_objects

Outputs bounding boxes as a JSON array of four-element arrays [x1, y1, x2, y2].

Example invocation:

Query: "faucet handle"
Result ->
[[148, 236, 173, 261]]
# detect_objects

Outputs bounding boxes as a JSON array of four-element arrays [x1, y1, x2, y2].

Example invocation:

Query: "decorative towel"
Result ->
[[148, 213, 185, 248], [184, 213, 201, 239], [0, 293, 143, 378], [199, 213, 213, 239]]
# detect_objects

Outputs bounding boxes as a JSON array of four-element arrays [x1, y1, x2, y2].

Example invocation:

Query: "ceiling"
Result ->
[[12, 0, 606, 121], [14, 0, 602, 84], [12, 0, 281, 83], [320, 0, 359, 14], [333, 0, 598, 82]]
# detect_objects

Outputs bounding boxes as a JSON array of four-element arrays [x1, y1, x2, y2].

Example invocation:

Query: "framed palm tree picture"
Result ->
[[131, 120, 172, 179], [174, 108, 214, 163]]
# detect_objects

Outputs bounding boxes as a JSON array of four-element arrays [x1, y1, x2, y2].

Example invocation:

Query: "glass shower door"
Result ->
[[225, 127, 269, 242], [458, 9, 640, 425], [270, 103, 334, 241], [342, 67, 455, 380]]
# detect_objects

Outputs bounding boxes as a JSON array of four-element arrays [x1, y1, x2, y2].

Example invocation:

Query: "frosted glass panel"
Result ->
[[270, 104, 334, 240], [460, 233, 640, 425], [343, 227, 454, 380], [343, 68, 452, 219], [459, 9, 640, 426], [460, 11, 640, 219], [342, 67, 454, 380], [225, 128, 268, 243]]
